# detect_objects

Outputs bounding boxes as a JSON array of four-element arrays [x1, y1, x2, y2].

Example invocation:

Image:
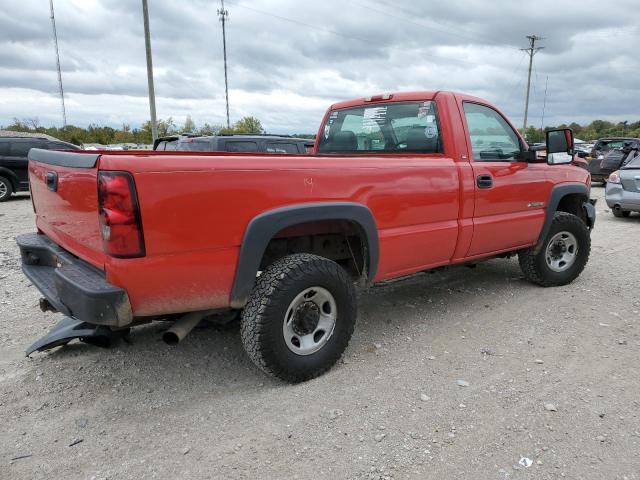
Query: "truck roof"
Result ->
[[328, 91, 489, 110]]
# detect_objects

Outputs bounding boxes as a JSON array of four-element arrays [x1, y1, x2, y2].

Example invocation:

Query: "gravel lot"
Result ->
[[1, 187, 639, 480]]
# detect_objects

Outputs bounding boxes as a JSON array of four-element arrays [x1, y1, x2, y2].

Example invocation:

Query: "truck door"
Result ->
[[461, 102, 550, 257]]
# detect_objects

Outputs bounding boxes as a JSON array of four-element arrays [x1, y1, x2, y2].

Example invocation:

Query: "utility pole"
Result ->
[[218, 0, 230, 129], [142, 0, 158, 141], [521, 34, 544, 132], [49, 0, 67, 127]]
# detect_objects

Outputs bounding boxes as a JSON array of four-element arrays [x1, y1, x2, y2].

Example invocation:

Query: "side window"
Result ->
[[463, 103, 522, 161], [9, 141, 34, 157], [317, 101, 442, 154], [265, 142, 298, 154], [47, 142, 71, 150], [225, 141, 258, 152]]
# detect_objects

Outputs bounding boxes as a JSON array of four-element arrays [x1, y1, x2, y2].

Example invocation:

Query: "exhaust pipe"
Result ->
[[162, 310, 216, 345]]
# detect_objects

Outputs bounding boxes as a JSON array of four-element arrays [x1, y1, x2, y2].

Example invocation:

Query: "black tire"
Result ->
[[0, 176, 13, 202], [612, 208, 630, 218], [518, 212, 590, 287], [240, 253, 357, 383]]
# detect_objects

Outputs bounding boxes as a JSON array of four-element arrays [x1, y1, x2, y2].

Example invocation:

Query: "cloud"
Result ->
[[0, 0, 639, 132]]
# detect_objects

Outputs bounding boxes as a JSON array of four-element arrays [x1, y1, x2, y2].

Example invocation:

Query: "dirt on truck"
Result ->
[[17, 91, 595, 382]]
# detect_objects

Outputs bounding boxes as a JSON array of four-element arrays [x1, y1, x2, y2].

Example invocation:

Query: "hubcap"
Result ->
[[545, 231, 578, 272], [283, 286, 337, 356], [0, 181, 7, 198]]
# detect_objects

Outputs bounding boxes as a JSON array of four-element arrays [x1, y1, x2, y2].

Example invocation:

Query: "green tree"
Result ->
[[199, 123, 222, 136], [183, 115, 196, 133], [229, 116, 264, 134]]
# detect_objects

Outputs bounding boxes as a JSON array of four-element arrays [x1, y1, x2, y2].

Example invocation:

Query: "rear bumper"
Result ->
[[16, 233, 133, 327], [605, 183, 640, 211]]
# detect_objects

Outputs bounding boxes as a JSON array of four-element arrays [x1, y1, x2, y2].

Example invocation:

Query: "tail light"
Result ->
[[608, 170, 621, 184], [98, 171, 145, 258]]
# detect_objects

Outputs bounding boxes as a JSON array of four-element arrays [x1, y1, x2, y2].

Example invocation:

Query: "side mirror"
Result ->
[[546, 128, 574, 165]]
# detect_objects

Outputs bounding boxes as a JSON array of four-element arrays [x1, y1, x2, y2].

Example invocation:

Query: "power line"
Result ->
[[521, 34, 543, 131], [353, 0, 509, 48], [540, 75, 549, 130], [142, 0, 158, 141], [49, 0, 66, 127], [218, 0, 230, 129], [225, 0, 482, 68]]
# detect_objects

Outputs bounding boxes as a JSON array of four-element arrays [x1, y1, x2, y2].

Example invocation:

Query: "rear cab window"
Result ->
[[317, 101, 442, 154]]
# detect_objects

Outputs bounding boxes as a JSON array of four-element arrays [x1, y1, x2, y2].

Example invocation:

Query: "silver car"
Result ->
[[605, 154, 640, 217]]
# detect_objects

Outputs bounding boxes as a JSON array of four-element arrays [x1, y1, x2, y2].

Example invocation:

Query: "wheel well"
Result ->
[[556, 193, 587, 223], [259, 220, 369, 282]]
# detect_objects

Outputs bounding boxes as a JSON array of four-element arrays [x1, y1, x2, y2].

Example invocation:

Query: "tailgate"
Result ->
[[28, 148, 106, 268]]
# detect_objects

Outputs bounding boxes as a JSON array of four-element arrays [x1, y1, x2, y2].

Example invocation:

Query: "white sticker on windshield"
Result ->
[[324, 124, 331, 139], [362, 107, 387, 132], [417, 101, 434, 119], [425, 126, 437, 139], [330, 111, 338, 119]]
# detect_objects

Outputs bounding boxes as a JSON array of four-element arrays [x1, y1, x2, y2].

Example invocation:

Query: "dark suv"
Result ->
[[0, 136, 79, 201], [154, 134, 314, 154]]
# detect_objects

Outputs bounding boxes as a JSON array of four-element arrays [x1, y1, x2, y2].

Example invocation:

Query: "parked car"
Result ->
[[18, 91, 595, 382], [154, 134, 314, 154], [599, 140, 639, 177], [0, 136, 79, 201], [605, 154, 640, 217], [587, 137, 640, 183]]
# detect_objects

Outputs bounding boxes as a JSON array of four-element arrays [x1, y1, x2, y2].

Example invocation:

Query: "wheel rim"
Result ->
[[0, 181, 7, 198], [283, 286, 337, 356], [545, 231, 578, 272]]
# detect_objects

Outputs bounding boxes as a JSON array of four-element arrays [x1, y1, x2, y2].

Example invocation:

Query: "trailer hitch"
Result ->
[[26, 317, 129, 357]]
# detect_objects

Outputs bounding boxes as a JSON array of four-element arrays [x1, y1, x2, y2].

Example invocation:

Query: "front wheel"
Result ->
[[0, 176, 13, 202], [240, 253, 357, 383], [519, 212, 591, 287]]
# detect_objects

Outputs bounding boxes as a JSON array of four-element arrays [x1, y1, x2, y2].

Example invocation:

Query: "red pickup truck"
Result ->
[[18, 91, 595, 382]]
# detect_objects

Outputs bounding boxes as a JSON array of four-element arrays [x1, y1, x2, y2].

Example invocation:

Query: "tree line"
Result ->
[[521, 120, 640, 144], [2, 115, 315, 146], [3, 115, 637, 146]]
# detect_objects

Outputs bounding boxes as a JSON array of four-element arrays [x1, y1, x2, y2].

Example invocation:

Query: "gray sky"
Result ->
[[1, 0, 639, 133]]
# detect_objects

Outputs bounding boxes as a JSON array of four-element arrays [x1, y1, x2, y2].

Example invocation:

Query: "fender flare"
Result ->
[[538, 183, 591, 243], [229, 202, 379, 308], [0, 166, 19, 190]]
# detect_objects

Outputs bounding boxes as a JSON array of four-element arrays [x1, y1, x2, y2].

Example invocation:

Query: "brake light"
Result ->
[[364, 94, 393, 102], [97, 171, 145, 258], [608, 170, 621, 184]]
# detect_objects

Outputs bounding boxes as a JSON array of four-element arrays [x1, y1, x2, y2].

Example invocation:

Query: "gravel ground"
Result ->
[[1, 187, 639, 480]]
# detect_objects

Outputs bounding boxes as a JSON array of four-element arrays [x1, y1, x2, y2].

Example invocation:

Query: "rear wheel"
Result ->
[[240, 253, 357, 383], [612, 207, 630, 218], [0, 176, 13, 202], [519, 212, 590, 287]]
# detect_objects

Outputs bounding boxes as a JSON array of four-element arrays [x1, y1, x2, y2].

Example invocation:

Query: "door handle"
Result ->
[[476, 174, 493, 189]]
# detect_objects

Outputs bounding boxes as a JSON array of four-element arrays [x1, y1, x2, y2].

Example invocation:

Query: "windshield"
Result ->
[[317, 101, 442, 154]]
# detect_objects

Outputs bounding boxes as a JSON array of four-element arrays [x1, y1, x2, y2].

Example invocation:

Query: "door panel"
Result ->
[[468, 161, 549, 255]]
